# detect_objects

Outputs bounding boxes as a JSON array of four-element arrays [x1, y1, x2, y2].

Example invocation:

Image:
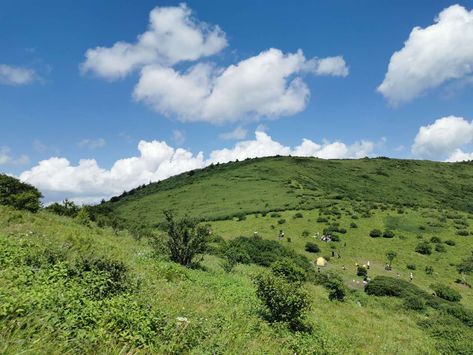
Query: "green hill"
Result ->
[[97, 156, 473, 228], [2, 157, 473, 353]]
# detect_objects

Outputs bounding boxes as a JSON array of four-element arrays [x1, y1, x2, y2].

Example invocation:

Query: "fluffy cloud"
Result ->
[[81, 4, 227, 80], [0, 147, 29, 166], [411, 116, 473, 159], [82, 4, 348, 124], [219, 126, 247, 140], [134, 49, 348, 123], [378, 5, 473, 105], [446, 149, 473, 162], [19, 132, 374, 203], [0, 64, 36, 86], [78, 138, 106, 149]]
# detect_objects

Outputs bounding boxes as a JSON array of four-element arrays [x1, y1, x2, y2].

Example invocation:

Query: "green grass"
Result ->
[[96, 157, 473, 227], [2, 156, 473, 353]]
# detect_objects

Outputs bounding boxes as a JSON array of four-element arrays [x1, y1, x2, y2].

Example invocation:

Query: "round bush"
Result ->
[[369, 229, 382, 238], [271, 258, 307, 283], [404, 296, 426, 311], [430, 236, 442, 243], [456, 230, 470, 236], [445, 240, 456, 246], [407, 264, 417, 270], [350, 222, 358, 228], [304, 242, 320, 253], [415, 242, 432, 255], [357, 266, 368, 277], [383, 230, 395, 238], [435, 244, 446, 253], [277, 219, 286, 225]]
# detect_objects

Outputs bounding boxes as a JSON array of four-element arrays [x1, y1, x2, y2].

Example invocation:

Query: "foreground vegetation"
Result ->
[[1, 157, 473, 353]]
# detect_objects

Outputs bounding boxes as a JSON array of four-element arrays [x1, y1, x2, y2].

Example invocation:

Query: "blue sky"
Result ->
[[1, 0, 473, 203]]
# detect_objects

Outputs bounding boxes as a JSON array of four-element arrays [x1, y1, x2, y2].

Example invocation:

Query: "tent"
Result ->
[[316, 257, 327, 267]]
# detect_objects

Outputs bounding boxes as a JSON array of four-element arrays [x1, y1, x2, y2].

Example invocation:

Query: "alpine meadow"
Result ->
[[2, 1, 473, 354]]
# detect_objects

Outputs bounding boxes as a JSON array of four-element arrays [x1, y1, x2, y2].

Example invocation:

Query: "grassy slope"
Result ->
[[0, 206, 441, 354], [102, 157, 473, 227]]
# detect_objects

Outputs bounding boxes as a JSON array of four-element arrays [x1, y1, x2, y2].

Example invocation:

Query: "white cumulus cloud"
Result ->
[[82, 4, 348, 124], [134, 49, 348, 124], [378, 4, 473, 105], [411, 116, 473, 159], [19, 132, 375, 203], [0, 64, 36, 86], [81, 3, 227, 80], [446, 149, 473, 162]]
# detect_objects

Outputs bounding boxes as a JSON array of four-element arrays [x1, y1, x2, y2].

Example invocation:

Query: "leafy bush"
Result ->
[[304, 242, 320, 253], [457, 252, 473, 274], [271, 258, 306, 283], [270, 212, 281, 218], [164, 211, 208, 267], [45, 199, 80, 217], [407, 263, 417, 270], [225, 236, 310, 270], [435, 244, 446, 253], [369, 229, 382, 238], [430, 236, 442, 243], [255, 273, 310, 330], [293, 212, 303, 219], [456, 230, 470, 236], [277, 219, 286, 225], [431, 283, 462, 302], [0, 174, 42, 212], [357, 266, 368, 277], [350, 222, 358, 228], [383, 230, 395, 238], [316, 217, 328, 223], [301, 230, 310, 237], [75, 208, 92, 226], [404, 296, 426, 311], [425, 266, 434, 275], [415, 242, 432, 255], [444, 239, 456, 246]]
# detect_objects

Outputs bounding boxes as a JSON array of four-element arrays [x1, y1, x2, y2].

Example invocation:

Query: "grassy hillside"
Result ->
[[97, 157, 473, 228], [2, 205, 472, 354], [2, 157, 473, 353]]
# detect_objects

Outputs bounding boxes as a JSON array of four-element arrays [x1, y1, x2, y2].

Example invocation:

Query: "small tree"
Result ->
[[255, 272, 310, 330], [369, 229, 382, 238], [164, 210, 208, 267], [75, 207, 91, 226], [386, 251, 397, 270]]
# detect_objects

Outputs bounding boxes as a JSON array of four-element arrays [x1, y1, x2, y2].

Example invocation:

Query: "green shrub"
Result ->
[[445, 240, 456, 246], [225, 236, 310, 270], [435, 244, 446, 253], [316, 217, 328, 223], [301, 230, 310, 237], [271, 258, 307, 283], [357, 266, 368, 277], [45, 199, 80, 217], [350, 222, 358, 228], [425, 266, 434, 275], [369, 229, 382, 238], [430, 236, 442, 243], [277, 218, 286, 225], [293, 212, 303, 219], [383, 230, 395, 238], [75, 208, 92, 226], [164, 211, 208, 267], [254, 273, 310, 330], [456, 230, 469, 236], [415, 242, 432, 255], [404, 296, 426, 311], [431, 283, 462, 302], [304, 242, 320, 253], [270, 212, 281, 218], [0, 174, 42, 212], [457, 252, 473, 274], [407, 263, 417, 270]]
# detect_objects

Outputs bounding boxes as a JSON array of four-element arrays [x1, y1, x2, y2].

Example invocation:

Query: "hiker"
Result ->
[[367, 261, 370, 269], [410, 272, 413, 282], [278, 230, 284, 239]]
